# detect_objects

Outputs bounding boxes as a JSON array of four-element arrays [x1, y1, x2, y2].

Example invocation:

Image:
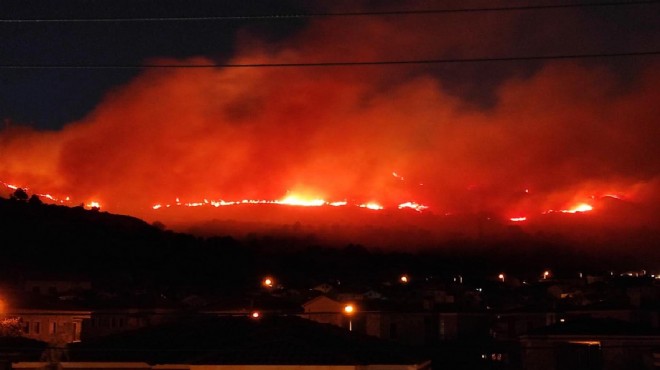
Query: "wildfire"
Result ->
[[86, 201, 101, 210], [564, 203, 593, 213], [2, 178, 621, 222], [1, 181, 70, 204], [544, 203, 594, 214], [359, 202, 384, 210], [398, 202, 429, 212], [275, 196, 326, 207], [149, 193, 414, 212]]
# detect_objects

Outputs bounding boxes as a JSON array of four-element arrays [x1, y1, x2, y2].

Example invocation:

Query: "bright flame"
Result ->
[[544, 203, 594, 214], [562, 203, 593, 213], [276, 195, 326, 207], [359, 202, 384, 210], [510, 217, 527, 222], [398, 202, 429, 212], [86, 201, 101, 209]]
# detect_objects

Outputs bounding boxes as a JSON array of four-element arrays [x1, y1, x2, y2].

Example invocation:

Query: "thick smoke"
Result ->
[[1, 5, 658, 226]]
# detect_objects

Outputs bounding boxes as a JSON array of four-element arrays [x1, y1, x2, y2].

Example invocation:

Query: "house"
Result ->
[[2, 309, 91, 344], [520, 318, 660, 370], [81, 308, 179, 340], [24, 280, 91, 297], [301, 295, 350, 328], [11, 315, 431, 370]]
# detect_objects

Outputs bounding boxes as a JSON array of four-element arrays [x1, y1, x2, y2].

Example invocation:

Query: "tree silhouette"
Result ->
[[10, 188, 28, 201], [28, 194, 43, 205]]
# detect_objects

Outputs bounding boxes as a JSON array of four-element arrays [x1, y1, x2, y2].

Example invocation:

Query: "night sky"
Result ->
[[1, 0, 659, 228]]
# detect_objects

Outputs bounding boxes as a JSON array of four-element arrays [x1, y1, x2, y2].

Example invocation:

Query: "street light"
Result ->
[[343, 304, 355, 331], [498, 273, 505, 282], [400, 275, 409, 284], [262, 277, 274, 288], [543, 270, 551, 280]]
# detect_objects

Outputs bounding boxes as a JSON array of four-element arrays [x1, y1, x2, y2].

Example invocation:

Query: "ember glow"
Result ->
[[510, 217, 527, 222]]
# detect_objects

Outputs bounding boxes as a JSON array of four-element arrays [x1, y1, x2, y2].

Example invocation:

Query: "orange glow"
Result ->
[[498, 273, 505, 282], [510, 217, 527, 222], [343, 304, 355, 314], [400, 275, 409, 283], [0, 11, 657, 237], [543, 270, 551, 279], [251, 311, 260, 318]]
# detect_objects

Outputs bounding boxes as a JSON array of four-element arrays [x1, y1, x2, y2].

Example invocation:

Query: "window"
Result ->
[[50, 322, 57, 334], [389, 322, 398, 339], [33, 321, 41, 334]]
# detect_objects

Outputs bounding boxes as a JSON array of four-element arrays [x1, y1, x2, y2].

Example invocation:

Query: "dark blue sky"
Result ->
[[1, 0, 305, 129]]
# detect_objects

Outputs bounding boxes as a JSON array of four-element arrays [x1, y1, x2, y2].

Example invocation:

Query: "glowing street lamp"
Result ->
[[251, 311, 260, 319], [543, 270, 551, 280], [343, 304, 355, 331], [400, 275, 409, 284], [262, 277, 274, 288], [498, 273, 505, 283]]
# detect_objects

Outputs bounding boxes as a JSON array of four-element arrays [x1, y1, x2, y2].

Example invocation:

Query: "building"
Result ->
[[520, 318, 660, 370], [11, 315, 430, 370], [2, 309, 90, 344]]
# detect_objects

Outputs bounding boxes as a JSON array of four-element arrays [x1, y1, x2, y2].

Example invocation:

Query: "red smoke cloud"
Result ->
[[1, 6, 659, 230]]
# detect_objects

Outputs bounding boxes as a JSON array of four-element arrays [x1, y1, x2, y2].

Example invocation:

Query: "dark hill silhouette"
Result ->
[[0, 196, 252, 296], [1, 192, 658, 303]]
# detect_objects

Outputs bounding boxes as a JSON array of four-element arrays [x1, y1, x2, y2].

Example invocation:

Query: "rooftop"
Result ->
[[70, 315, 426, 365]]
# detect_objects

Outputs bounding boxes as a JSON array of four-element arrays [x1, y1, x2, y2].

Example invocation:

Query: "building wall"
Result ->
[[4, 311, 90, 344], [12, 363, 428, 370], [81, 310, 178, 340], [520, 336, 660, 370], [24, 281, 91, 296]]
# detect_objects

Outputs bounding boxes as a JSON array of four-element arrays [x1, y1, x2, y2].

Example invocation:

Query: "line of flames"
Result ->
[[151, 197, 429, 212], [3, 180, 601, 220]]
